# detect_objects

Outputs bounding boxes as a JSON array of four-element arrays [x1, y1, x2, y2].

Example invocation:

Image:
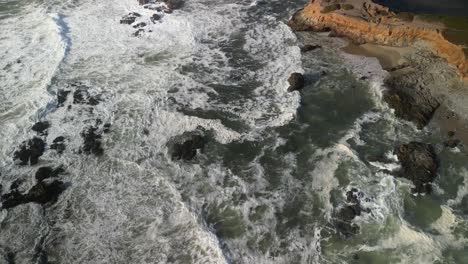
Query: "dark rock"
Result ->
[[133, 22, 147, 28], [80, 127, 103, 156], [287, 73, 305, 92], [151, 14, 161, 23], [57, 90, 70, 107], [444, 139, 461, 148], [103, 123, 111, 133], [300, 44, 321, 52], [395, 142, 438, 194], [35, 166, 64, 182], [120, 14, 138, 25], [73, 88, 100, 105], [138, 0, 149, 5], [448, 131, 455, 137], [171, 135, 206, 161], [1, 180, 66, 209], [164, 0, 184, 10], [164, 8, 173, 14], [129, 12, 141, 17], [10, 179, 23, 191], [50, 136, 66, 154], [13, 137, 45, 165], [335, 188, 368, 238], [31, 121, 50, 135], [133, 29, 145, 37], [383, 73, 440, 129]]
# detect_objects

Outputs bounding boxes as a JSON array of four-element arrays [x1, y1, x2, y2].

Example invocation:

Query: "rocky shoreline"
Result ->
[[288, 0, 468, 237]]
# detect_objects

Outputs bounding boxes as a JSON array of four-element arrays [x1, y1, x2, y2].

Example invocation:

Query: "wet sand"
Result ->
[[342, 42, 414, 70]]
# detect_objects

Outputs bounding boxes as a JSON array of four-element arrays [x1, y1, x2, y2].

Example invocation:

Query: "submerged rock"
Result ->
[[35, 166, 64, 182], [300, 44, 321, 52], [57, 89, 71, 107], [1, 180, 66, 209], [334, 188, 367, 238], [150, 14, 161, 23], [80, 127, 103, 156], [383, 73, 440, 129], [13, 138, 45, 165], [50, 136, 66, 154], [120, 13, 139, 25], [395, 142, 438, 194], [73, 87, 100, 105], [31, 121, 50, 136], [171, 134, 206, 161], [444, 139, 461, 149], [287, 72, 305, 92]]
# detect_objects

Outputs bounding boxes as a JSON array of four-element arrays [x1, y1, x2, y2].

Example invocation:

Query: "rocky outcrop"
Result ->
[[383, 69, 440, 129], [1, 180, 66, 209], [395, 142, 438, 194], [289, 0, 468, 79]]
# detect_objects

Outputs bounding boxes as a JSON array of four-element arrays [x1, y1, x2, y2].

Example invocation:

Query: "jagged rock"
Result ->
[[73, 88, 100, 105], [287, 73, 305, 92], [13, 138, 45, 165], [50, 136, 66, 154], [395, 142, 438, 194], [300, 44, 321, 52], [35, 166, 64, 182], [57, 90, 70, 107], [80, 127, 103, 156], [32, 121, 50, 135], [1, 180, 66, 209], [383, 68, 440, 129], [171, 135, 206, 161]]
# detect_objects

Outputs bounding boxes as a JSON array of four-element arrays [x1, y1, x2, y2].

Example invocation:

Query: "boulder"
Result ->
[[287, 73, 305, 92], [80, 127, 103, 156], [13, 137, 45, 165], [31, 121, 50, 135], [133, 22, 147, 28], [151, 14, 161, 23], [395, 142, 438, 194], [383, 73, 440, 129], [171, 135, 206, 161]]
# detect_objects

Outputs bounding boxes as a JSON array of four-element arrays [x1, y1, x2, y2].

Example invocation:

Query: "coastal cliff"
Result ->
[[289, 0, 468, 79]]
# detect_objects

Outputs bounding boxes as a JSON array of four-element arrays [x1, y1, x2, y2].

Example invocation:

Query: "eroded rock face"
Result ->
[[395, 142, 438, 194], [383, 72, 440, 129], [13, 138, 46, 165], [1, 180, 66, 209], [287, 73, 305, 92], [171, 134, 206, 161]]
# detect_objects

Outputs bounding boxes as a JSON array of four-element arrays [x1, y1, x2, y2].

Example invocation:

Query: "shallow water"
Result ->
[[374, 0, 468, 16], [1, 0, 468, 263]]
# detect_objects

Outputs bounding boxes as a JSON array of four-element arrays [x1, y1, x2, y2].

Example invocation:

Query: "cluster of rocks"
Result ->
[[120, 0, 184, 37], [1, 166, 67, 209], [335, 188, 370, 238]]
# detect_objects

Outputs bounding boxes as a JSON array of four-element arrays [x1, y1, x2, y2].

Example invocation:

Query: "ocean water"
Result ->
[[1, 0, 468, 263]]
